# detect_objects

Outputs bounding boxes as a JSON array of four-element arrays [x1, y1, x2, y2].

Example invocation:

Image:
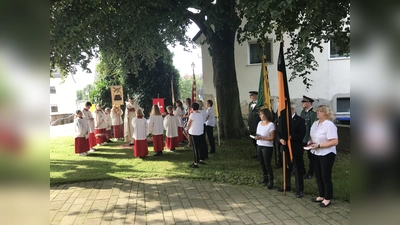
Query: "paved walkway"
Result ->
[[50, 178, 350, 225]]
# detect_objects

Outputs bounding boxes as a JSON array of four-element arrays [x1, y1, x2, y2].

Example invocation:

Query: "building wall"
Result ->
[[198, 34, 350, 114], [50, 75, 78, 115]]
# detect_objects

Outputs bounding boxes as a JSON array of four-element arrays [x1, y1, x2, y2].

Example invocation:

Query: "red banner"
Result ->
[[152, 98, 165, 113]]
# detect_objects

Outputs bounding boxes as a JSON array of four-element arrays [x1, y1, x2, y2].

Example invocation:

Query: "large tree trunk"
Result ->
[[209, 31, 247, 139]]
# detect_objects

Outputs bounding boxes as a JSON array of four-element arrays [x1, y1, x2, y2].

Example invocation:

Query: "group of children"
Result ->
[[74, 102, 124, 156], [73, 99, 216, 163]]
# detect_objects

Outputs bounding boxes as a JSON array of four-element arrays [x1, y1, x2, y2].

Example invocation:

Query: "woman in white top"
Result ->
[[254, 108, 275, 189], [132, 109, 148, 158], [110, 105, 124, 139], [148, 105, 164, 156], [186, 102, 205, 168], [174, 100, 185, 143], [308, 105, 338, 207], [196, 100, 208, 160]]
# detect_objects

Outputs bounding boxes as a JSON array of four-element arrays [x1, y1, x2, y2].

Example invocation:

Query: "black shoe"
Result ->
[[277, 187, 291, 192], [296, 191, 304, 198], [198, 161, 206, 165], [311, 198, 324, 203], [107, 140, 113, 143], [129, 143, 134, 146], [319, 201, 331, 208], [189, 163, 198, 168], [153, 152, 161, 156]]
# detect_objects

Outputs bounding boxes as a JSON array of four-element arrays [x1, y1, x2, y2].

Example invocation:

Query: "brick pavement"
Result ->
[[50, 178, 350, 225]]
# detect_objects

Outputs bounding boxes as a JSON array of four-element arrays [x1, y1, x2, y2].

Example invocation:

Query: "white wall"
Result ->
[[50, 76, 78, 114], [199, 34, 350, 112]]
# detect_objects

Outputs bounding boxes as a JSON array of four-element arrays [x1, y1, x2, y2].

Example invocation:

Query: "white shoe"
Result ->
[[97, 144, 101, 146], [89, 149, 95, 153], [79, 152, 87, 156]]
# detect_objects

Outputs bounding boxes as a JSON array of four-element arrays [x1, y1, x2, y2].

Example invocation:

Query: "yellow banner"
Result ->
[[110, 85, 124, 106]]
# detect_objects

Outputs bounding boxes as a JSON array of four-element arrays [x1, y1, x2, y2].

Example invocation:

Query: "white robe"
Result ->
[[148, 115, 164, 135], [93, 110, 108, 129], [173, 107, 184, 127], [124, 102, 143, 143], [82, 109, 95, 133], [110, 108, 123, 125], [74, 117, 89, 138], [163, 114, 178, 138], [132, 117, 148, 140], [105, 113, 112, 130]]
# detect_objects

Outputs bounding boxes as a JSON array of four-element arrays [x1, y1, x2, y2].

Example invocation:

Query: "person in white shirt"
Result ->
[[254, 108, 276, 189], [197, 100, 208, 160], [174, 100, 185, 143], [132, 109, 148, 158], [148, 105, 164, 156], [74, 110, 90, 156], [125, 98, 143, 145], [308, 105, 338, 208], [82, 102, 96, 152], [205, 100, 216, 153], [186, 102, 206, 168], [111, 105, 124, 140], [104, 107, 112, 143], [164, 106, 179, 151], [93, 104, 108, 145]]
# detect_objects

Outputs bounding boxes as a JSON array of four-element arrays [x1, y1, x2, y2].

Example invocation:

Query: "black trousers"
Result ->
[[206, 125, 216, 153], [190, 135, 202, 164], [257, 146, 274, 180], [282, 147, 305, 192], [200, 125, 208, 160], [313, 152, 336, 200], [251, 132, 257, 154]]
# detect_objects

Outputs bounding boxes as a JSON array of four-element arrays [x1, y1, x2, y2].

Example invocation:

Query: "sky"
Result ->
[[71, 23, 202, 90]]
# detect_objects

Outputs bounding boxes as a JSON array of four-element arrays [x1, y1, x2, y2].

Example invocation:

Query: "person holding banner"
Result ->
[[164, 106, 179, 151], [276, 102, 306, 198], [148, 105, 164, 156], [111, 105, 124, 140], [124, 97, 142, 146], [82, 102, 96, 152], [174, 100, 185, 143], [93, 104, 108, 145], [254, 108, 275, 189], [131, 109, 148, 158]]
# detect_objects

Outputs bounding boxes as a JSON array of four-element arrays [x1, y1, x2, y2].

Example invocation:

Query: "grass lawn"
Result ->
[[50, 136, 350, 202]]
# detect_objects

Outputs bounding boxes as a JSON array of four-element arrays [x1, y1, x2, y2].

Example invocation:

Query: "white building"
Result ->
[[50, 73, 79, 115], [194, 32, 350, 120]]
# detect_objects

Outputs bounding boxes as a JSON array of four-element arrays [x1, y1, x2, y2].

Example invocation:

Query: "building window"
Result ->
[[50, 86, 56, 94], [249, 41, 272, 64], [330, 40, 350, 58], [51, 105, 58, 113], [336, 97, 350, 113]]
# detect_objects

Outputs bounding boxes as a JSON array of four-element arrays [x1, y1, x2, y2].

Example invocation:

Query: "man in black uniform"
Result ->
[[248, 91, 261, 158], [276, 102, 306, 197], [300, 95, 317, 179]]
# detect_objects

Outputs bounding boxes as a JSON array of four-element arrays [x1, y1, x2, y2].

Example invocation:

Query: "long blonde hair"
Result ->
[[150, 104, 161, 115], [317, 105, 335, 121]]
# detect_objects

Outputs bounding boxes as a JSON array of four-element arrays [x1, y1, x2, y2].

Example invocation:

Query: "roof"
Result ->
[[192, 30, 203, 43]]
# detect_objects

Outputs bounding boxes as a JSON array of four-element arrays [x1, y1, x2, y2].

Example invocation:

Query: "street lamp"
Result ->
[[191, 62, 195, 76]]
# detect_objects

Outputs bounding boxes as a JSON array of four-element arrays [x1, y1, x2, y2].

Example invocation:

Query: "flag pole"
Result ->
[[283, 149, 286, 195], [215, 96, 220, 146]]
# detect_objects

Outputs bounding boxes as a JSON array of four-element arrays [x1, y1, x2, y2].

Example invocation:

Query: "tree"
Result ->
[[50, 0, 350, 138], [76, 90, 84, 100]]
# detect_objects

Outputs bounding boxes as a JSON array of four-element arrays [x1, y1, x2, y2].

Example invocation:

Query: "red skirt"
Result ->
[[88, 132, 96, 148], [113, 124, 123, 138], [152, 134, 164, 152], [94, 128, 107, 144], [75, 137, 89, 154], [106, 129, 112, 140], [134, 139, 148, 157], [166, 137, 178, 150], [178, 127, 185, 143]]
